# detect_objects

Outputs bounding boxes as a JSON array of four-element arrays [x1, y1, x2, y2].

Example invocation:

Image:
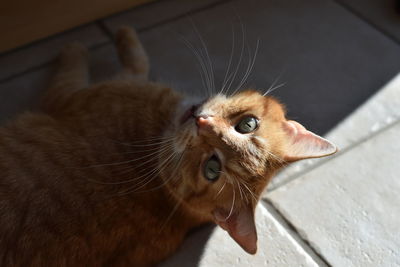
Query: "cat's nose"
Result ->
[[196, 115, 211, 129]]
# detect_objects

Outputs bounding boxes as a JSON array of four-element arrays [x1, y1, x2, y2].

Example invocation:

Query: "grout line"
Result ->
[[0, 0, 232, 84], [261, 200, 331, 267], [268, 118, 400, 191], [96, 21, 115, 41], [260, 201, 331, 266], [0, 40, 112, 84], [89, 40, 113, 51], [0, 62, 53, 83], [333, 0, 400, 46], [0, 0, 165, 56], [137, 0, 233, 33], [0, 23, 99, 56], [2, 0, 397, 84]]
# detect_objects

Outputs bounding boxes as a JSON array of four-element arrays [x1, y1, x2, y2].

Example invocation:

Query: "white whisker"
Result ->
[[189, 18, 215, 95], [138, 150, 185, 193], [109, 135, 175, 144], [263, 82, 286, 96], [232, 38, 260, 95], [225, 185, 236, 221], [214, 181, 227, 199], [89, 145, 175, 185], [112, 144, 174, 176], [179, 35, 212, 97], [241, 180, 257, 203], [235, 179, 244, 202], [73, 139, 175, 171], [115, 138, 174, 148], [263, 70, 287, 96], [118, 151, 178, 194], [220, 24, 235, 95], [158, 199, 182, 234], [226, 21, 245, 96]]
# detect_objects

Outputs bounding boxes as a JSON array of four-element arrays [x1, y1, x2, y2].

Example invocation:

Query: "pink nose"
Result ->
[[196, 115, 211, 128]]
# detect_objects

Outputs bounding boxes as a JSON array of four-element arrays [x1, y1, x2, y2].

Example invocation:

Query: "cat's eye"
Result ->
[[235, 116, 259, 134], [204, 155, 221, 181]]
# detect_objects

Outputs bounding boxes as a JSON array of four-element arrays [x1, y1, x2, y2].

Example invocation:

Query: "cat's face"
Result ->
[[163, 90, 336, 254]]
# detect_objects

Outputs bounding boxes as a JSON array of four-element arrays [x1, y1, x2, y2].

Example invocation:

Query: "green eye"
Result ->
[[235, 116, 259, 133], [204, 155, 221, 181]]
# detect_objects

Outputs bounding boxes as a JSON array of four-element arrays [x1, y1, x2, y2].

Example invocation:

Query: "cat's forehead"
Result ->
[[201, 91, 262, 114], [201, 90, 285, 120]]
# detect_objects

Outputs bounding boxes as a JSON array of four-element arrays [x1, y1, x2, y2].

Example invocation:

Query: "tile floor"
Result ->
[[1, 0, 399, 266], [268, 120, 400, 267]]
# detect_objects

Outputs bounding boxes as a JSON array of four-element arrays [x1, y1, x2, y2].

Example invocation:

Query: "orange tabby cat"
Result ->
[[0, 26, 337, 266]]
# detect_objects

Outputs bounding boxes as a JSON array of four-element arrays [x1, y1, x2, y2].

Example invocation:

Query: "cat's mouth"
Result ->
[[180, 104, 199, 125]]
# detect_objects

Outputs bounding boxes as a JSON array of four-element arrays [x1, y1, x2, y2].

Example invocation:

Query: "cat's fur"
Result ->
[[0, 27, 337, 266]]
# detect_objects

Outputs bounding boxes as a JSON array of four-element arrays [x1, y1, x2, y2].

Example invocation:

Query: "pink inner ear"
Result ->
[[282, 120, 337, 161], [213, 205, 258, 254]]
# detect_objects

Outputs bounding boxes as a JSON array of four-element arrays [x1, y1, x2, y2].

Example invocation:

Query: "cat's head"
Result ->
[[163, 90, 337, 254]]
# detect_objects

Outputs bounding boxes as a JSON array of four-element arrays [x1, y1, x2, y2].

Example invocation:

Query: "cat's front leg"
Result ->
[[41, 42, 89, 114], [115, 26, 150, 83]]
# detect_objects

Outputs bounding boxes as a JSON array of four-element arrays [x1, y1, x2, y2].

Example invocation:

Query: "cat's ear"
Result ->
[[281, 120, 337, 162], [213, 204, 257, 254]]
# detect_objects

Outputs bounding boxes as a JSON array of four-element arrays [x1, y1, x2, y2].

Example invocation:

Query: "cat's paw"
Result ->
[[115, 26, 140, 49]]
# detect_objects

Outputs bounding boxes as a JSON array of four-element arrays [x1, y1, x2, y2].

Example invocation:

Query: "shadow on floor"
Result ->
[[158, 224, 215, 266]]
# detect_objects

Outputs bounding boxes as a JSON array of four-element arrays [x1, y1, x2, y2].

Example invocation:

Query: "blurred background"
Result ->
[[1, 0, 399, 266]]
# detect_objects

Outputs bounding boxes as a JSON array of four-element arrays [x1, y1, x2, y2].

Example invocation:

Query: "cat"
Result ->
[[0, 26, 337, 266]]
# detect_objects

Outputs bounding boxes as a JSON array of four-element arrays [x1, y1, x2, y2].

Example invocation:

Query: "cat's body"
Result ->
[[0, 82, 198, 266], [0, 27, 337, 266]]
